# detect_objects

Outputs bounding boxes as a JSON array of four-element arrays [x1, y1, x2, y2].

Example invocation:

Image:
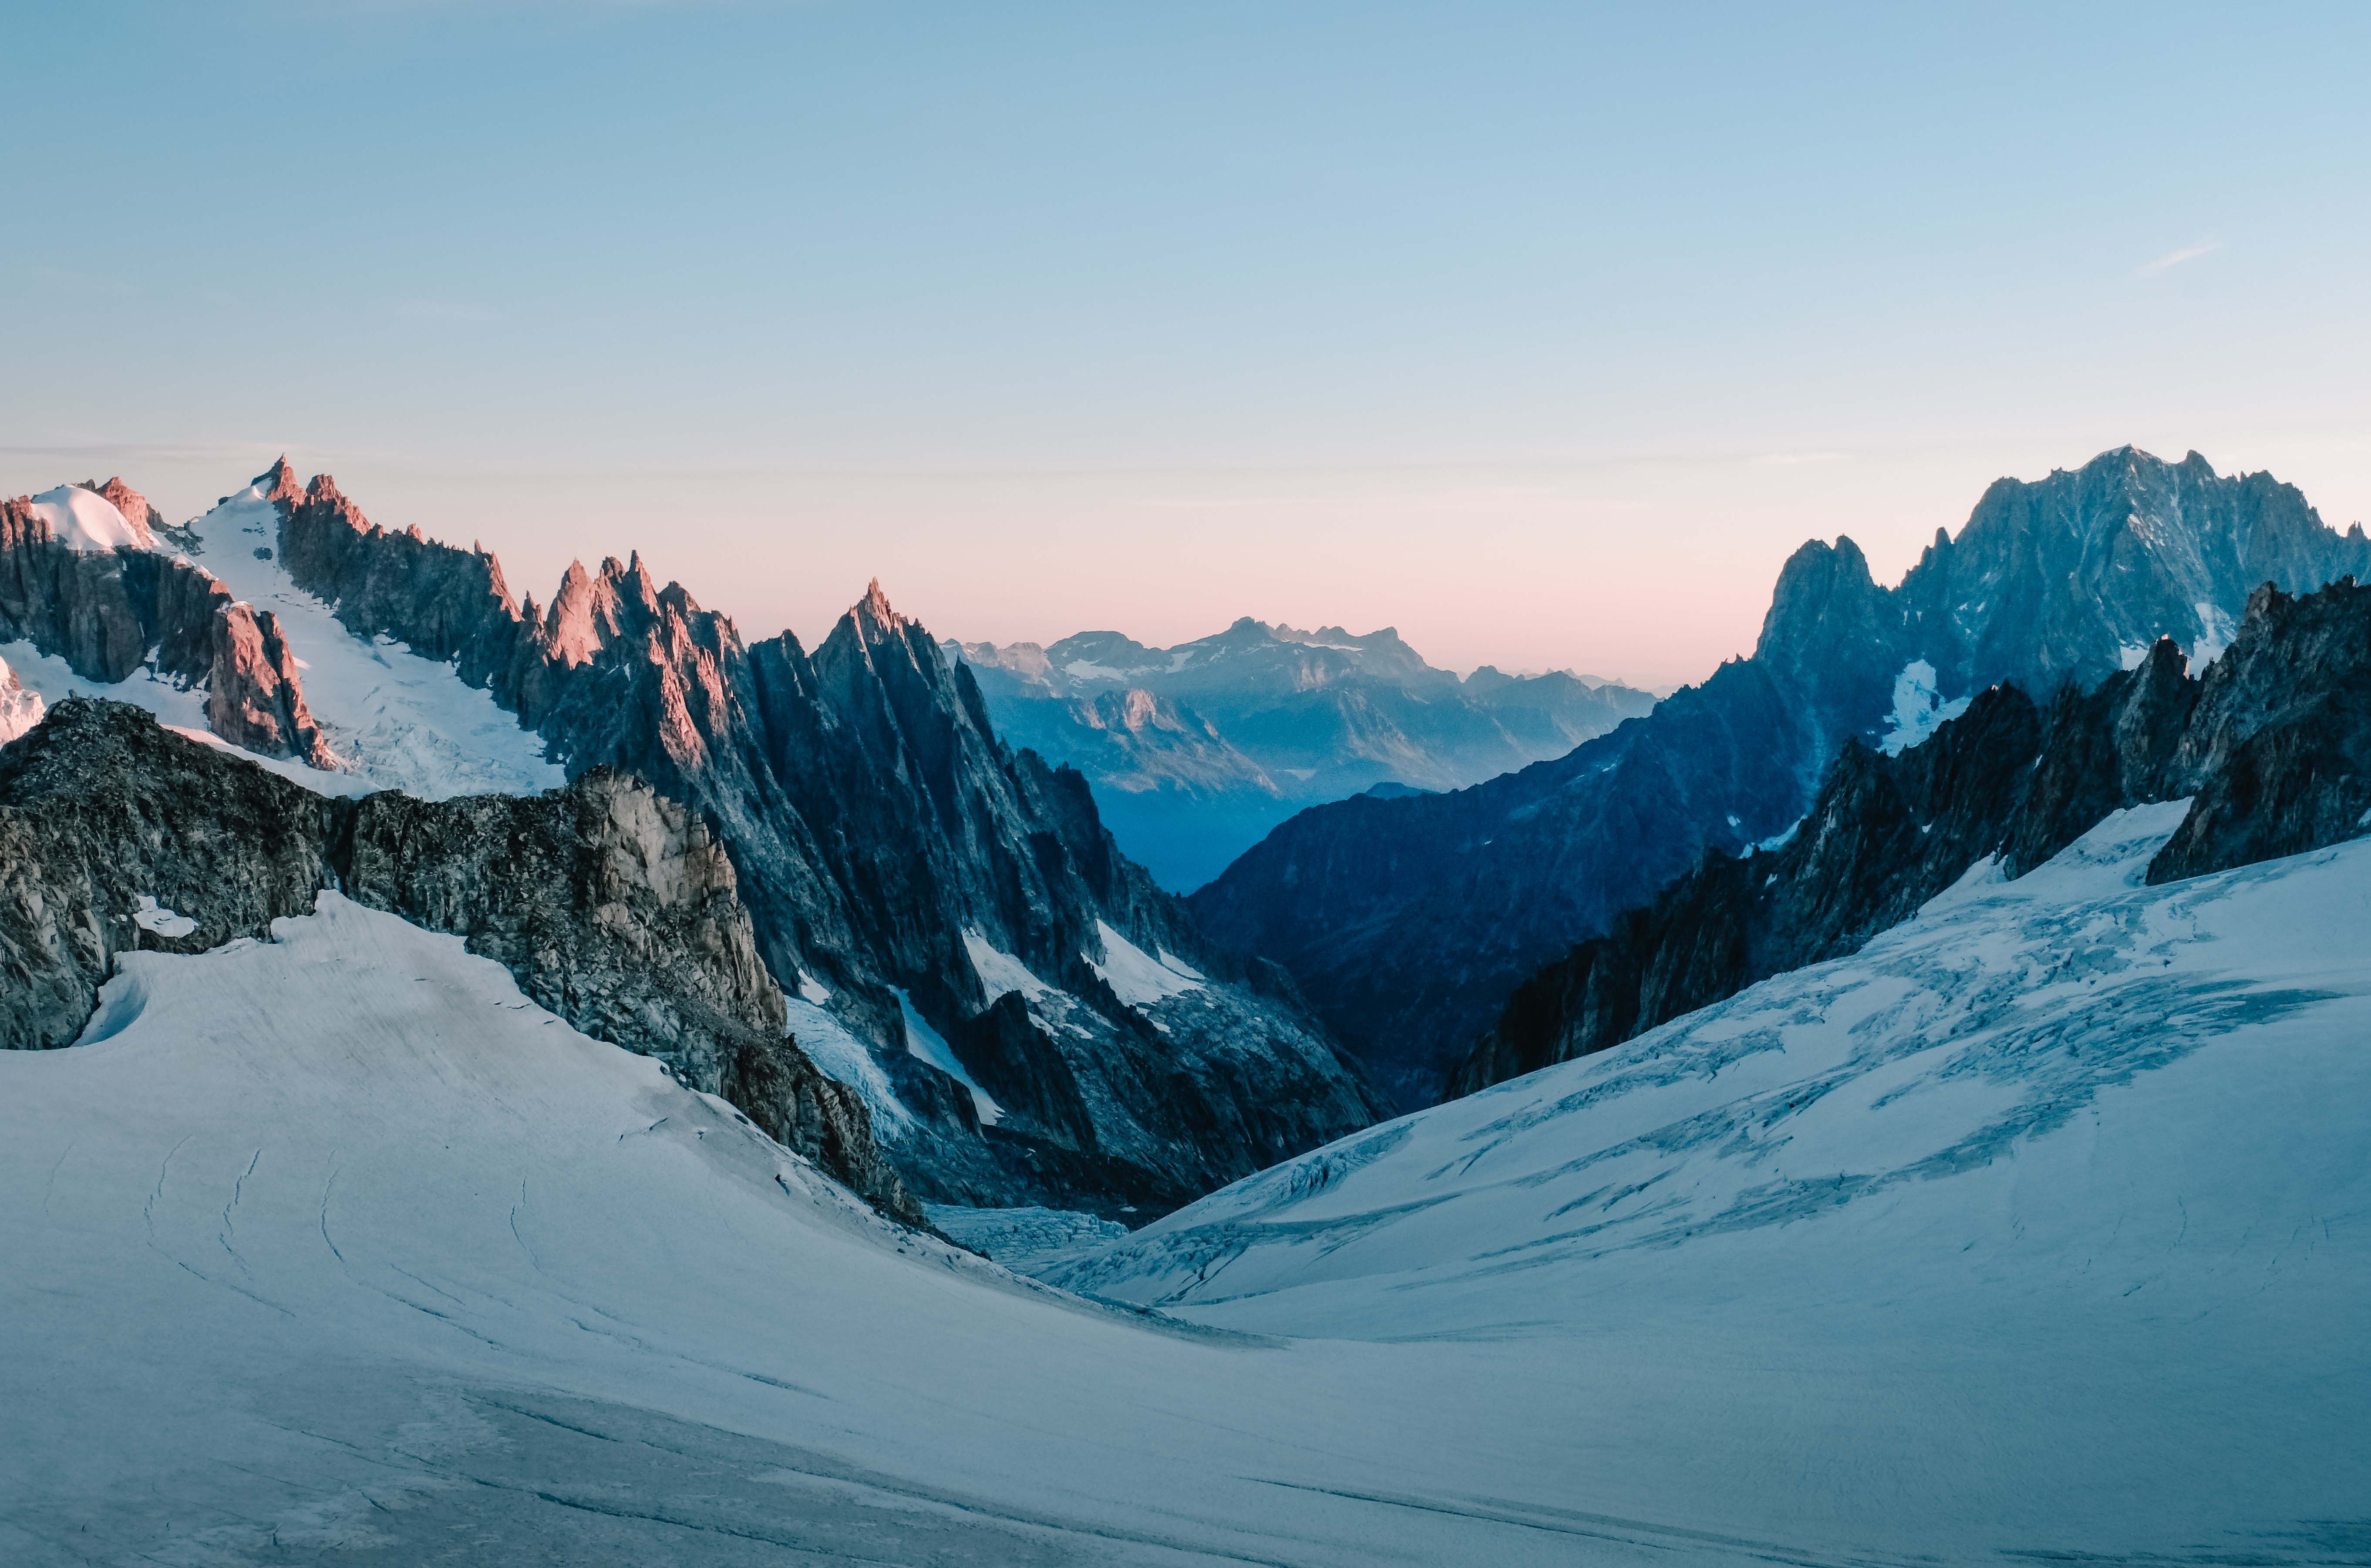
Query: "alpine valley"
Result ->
[[3, 446, 2368, 1566]]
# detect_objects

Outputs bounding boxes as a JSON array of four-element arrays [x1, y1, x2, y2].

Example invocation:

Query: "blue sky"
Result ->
[[7, 2, 2369, 685]]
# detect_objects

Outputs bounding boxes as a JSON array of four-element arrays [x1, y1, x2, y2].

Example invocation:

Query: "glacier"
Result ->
[[2, 739, 2366, 1561]]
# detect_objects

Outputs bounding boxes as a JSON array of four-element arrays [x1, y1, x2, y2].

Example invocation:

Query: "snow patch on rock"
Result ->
[[1087, 919, 1203, 1008], [1878, 658, 1972, 755]]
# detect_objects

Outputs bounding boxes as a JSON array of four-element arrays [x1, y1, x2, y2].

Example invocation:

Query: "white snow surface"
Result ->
[[924, 1203, 1131, 1274], [0, 652, 44, 744], [1052, 806, 2371, 1560], [781, 996, 917, 1139], [2193, 598, 2238, 667], [1877, 657, 1971, 755], [173, 484, 567, 800], [1, 638, 384, 797], [1085, 918, 1203, 1006], [26, 484, 144, 553], [0, 893, 1833, 1567], [129, 894, 199, 938], [896, 987, 1003, 1125], [962, 926, 1056, 1003]]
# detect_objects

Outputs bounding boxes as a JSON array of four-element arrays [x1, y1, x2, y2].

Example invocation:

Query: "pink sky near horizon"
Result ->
[[7, 428, 2367, 694]]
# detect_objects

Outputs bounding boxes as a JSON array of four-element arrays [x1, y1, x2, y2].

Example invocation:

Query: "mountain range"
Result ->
[[0, 464, 1387, 1224], [5, 444, 2371, 1563], [950, 619, 1657, 889], [1189, 446, 2371, 1107]]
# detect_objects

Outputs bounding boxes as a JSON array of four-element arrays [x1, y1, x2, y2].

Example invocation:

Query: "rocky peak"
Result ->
[[258, 455, 304, 506]]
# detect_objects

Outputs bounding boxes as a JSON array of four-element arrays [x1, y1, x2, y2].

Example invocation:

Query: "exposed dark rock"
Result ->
[[0, 496, 150, 683], [1447, 574, 2371, 1098], [0, 488, 340, 766], [206, 602, 336, 766], [0, 700, 920, 1224], [947, 991, 1097, 1151], [0, 700, 343, 1051], [1197, 446, 2371, 1108], [2148, 577, 2371, 883], [262, 476, 1387, 1215]]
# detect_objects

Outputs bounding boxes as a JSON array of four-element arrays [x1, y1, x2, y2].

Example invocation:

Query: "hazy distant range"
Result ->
[[948, 619, 1659, 890]]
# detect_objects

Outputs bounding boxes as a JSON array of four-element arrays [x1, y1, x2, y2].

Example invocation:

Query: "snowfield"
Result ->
[[2, 813, 2367, 1563]]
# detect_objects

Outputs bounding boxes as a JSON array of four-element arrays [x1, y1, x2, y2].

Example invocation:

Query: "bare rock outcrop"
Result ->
[[205, 602, 336, 767]]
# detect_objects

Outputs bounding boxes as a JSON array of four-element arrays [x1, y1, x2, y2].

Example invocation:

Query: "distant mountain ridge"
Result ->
[[950, 616, 1657, 889], [1190, 446, 2371, 1108]]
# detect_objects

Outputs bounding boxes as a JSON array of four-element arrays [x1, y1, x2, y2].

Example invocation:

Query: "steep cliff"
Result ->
[[1446, 574, 2371, 1097], [1195, 446, 2371, 1108]]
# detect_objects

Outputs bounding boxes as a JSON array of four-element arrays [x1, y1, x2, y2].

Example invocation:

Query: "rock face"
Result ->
[[205, 601, 336, 766], [255, 473, 1386, 1215], [954, 618, 1658, 890], [0, 655, 41, 745], [0, 700, 920, 1224], [1193, 446, 2371, 1108], [1445, 575, 2371, 1097]]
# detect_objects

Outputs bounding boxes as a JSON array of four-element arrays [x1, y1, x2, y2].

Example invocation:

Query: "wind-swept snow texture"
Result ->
[[1058, 807, 2371, 1561]]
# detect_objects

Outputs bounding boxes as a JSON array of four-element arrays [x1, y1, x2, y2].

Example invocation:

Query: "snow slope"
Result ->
[[170, 483, 567, 799], [8, 895, 1768, 1567], [25, 484, 145, 552], [0, 652, 43, 744], [1057, 806, 2371, 1559], [4, 767, 2366, 1564]]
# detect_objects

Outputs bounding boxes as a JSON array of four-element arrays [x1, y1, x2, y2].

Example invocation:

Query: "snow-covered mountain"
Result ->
[[0, 463, 1386, 1220], [951, 619, 1656, 889], [1450, 572, 2371, 1098], [1047, 806, 2371, 1558], [1192, 446, 2371, 1107]]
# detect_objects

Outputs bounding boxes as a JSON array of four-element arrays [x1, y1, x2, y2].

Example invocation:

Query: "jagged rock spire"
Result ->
[[256, 455, 304, 506]]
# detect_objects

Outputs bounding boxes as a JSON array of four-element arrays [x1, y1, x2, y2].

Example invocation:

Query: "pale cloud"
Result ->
[[2136, 241, 2222, 279]]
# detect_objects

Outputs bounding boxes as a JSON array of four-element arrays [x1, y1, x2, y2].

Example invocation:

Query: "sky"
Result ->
[[7, 2, 2369, 690]]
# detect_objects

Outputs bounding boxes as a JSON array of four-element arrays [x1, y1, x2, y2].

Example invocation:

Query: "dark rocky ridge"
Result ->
[[249, 462, 1385, 1214], [1193, 446, 2371, 1108], [0, 699, 921, 1225], [1446, 575, 2371, 1097]]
